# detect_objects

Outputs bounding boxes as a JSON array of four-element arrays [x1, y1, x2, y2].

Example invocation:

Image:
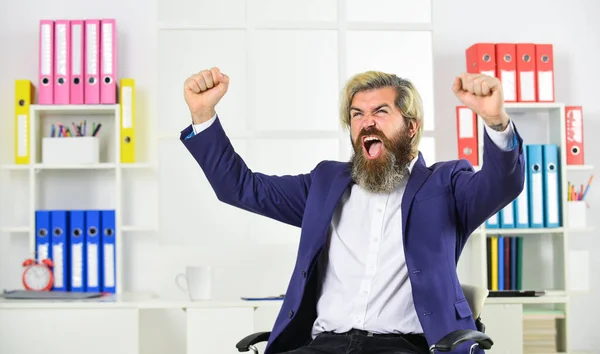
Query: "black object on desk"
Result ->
[[487, 290, 546, 297], [1, 290, 105, 300]]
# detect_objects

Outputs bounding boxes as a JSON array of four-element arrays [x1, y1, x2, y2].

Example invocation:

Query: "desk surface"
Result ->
[[0, 290, 569, 309], [0, 292, 285, 309]]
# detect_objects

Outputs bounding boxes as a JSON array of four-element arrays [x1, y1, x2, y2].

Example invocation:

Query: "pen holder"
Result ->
[[42, 137, 100, 165], [567, 201, 587, 229]]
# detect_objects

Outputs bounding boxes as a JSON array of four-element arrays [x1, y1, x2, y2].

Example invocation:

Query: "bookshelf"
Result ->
[[0, 103, 155, 295], [463, 101, 594, 354]]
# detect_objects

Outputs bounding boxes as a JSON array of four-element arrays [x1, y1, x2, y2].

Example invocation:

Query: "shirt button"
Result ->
[[376, 208, 382, 213], [289, 310, 294, 318], [301, 270, 306, 278]]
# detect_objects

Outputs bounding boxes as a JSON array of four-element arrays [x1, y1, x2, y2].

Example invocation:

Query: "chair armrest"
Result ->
[[236, 331, 271, 352], [429, 329, 493, 352]]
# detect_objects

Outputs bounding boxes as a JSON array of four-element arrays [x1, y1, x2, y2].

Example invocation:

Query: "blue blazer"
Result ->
[[180, 117, 525, 354]]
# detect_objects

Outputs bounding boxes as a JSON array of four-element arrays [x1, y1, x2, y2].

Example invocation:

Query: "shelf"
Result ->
[[121, 225, 158, 232], [1, 163, 153, 170], [31, 104, 119, 115], [504, 102, 564, 110], [34, 163, 117, 170], [0, 226, 29, 233], [485, 227, 565, 235], [567, 165, 594, 171], [0, 164, 29, 171]]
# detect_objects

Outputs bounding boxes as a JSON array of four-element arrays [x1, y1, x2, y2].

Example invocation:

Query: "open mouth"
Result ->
[[362, 136, 383, 159]]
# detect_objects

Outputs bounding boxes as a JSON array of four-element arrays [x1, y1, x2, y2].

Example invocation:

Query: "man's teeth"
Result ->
[[364, 137, 380, 142]]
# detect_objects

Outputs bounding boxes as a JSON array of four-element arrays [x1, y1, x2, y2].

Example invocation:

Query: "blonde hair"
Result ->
[[339, 71, 424, 155]]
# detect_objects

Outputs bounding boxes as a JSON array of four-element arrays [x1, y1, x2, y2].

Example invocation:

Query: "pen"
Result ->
[[92, 123, 102, 137], [581, 174, 594, 201]]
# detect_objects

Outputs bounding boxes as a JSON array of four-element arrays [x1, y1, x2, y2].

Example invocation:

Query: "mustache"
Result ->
[[355, 127, 390, 147]]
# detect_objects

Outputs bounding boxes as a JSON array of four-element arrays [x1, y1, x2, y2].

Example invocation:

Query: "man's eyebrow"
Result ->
[[373, 104, 390, 111], [350, 104, 390, 112]]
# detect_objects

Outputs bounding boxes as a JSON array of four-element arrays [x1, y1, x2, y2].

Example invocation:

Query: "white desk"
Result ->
[[0, 294, 524, 354], [0, 293, 282, 354]]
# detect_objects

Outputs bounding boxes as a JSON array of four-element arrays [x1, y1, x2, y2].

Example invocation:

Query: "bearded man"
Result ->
[[180, 68, 525, 354]]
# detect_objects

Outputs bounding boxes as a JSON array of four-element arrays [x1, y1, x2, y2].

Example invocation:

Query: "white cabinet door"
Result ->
[[186, 307, 255, 354], [481, 304, 523, 354], [0, 308, 139, 354]]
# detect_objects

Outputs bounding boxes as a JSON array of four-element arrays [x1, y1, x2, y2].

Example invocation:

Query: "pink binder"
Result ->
[[100, 19, 117, 104], [70, 20, 85, 105], [54, 20, 71, 104], [84, 20, 100, 104], [39, 20, 54, 104]]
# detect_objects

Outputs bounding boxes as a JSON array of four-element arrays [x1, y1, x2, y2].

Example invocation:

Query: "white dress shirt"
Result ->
[[191, 115, 516, 337]]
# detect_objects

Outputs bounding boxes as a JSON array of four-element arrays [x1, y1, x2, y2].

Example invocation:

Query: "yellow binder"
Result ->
[[14, 80, 34, 164], [490, 236, 498, 291], [119, 78, 135, 163]]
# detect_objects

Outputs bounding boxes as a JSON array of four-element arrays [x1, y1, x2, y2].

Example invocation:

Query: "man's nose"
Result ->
[[361, 115, 376, 129]]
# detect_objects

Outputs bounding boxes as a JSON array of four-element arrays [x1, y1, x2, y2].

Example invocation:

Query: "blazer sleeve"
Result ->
[[180, 116, 315, 228], [451, 121, 526, 237]]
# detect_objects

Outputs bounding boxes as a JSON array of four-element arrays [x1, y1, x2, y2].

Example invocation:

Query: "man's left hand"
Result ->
[[452, 73, 509, 131]]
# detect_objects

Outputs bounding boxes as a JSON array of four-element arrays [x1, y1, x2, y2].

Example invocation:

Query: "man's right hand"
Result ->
[[184, 67, 230, 124]]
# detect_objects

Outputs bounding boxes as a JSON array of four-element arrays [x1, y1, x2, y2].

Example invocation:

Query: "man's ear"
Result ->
[[409, 120, 419, 138]]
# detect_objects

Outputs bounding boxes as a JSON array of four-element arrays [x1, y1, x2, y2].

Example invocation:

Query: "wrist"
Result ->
[[191, 108, 216, 125], [484, 111, 510, 132]]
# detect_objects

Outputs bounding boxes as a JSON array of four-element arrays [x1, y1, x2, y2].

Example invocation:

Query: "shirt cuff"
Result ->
[[484, 120, 516, 151], [192, 114, 217, 135]]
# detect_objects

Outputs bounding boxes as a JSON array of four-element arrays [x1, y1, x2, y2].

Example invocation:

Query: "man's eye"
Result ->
[[376, 110, 387, 114], [352, 112, 362, 118]]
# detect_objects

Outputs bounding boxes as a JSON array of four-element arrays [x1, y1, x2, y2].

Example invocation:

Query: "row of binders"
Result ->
[[35, 210, 116, 293], [14, 78, 136, 164], [486, 236, 523, 291], [39, 19, 117, 105], [487, 144, 561, 229], [466, 42, 554, 102], [456, 106, 585, 166]]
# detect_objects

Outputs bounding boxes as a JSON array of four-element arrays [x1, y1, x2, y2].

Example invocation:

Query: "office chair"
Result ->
[[236, 284, 493, 354]]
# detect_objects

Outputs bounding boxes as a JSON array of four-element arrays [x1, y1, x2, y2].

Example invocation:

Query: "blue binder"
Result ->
[[514, 149, 530, 228], [500, 203, 515, 228], [85, 210, 102, 292], [526, 145, 544, 228], [50, 210, 69, 291], [486, 211, 501, 229], [497, 236, 505, 290], [101, 210, 116, 293], [35, 211, 51, 262], [510, 237, 518, 290], [543, 144, 561, 227], [69, 210, 86, 292]]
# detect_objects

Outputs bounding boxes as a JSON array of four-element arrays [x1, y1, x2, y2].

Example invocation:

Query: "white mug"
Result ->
[[176, 266, 213, 301]]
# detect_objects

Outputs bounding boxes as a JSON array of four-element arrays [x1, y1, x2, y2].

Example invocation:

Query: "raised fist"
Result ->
[[184, 67, 230, 124], [452, 73, 509, 131]]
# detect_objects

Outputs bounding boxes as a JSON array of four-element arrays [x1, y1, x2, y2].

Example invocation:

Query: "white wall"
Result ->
[[0, 0, 598, 353]]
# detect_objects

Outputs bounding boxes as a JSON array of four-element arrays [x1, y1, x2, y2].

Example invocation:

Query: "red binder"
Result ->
[[516, 43, 537, 102], [495, 43, 517, 102], [466, 43, 496, 77], [536, 44, 555, 102], [565, 106, 584, 165], [456, 106, 479, 166]]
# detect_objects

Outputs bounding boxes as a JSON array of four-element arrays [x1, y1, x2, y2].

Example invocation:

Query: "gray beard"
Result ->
[[350, 150, 410, 194]]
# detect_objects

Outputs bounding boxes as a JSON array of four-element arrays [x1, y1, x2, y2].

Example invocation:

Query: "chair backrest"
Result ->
[[460, 284, 489, 319]]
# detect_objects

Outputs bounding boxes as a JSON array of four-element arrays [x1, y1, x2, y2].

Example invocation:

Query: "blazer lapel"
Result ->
[[401, 152, 431, 244], [312, 164, 352, 251]]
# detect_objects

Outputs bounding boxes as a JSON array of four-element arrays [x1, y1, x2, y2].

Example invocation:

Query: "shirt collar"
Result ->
[[406, 154, 419, 175]]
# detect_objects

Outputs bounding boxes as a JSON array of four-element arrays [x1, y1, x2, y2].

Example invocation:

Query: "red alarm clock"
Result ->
[[22, 258, 54, 291]]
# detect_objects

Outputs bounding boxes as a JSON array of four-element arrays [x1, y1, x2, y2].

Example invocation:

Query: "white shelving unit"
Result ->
[[462, 101, 594, 354], [0, 104, 155, 294]]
